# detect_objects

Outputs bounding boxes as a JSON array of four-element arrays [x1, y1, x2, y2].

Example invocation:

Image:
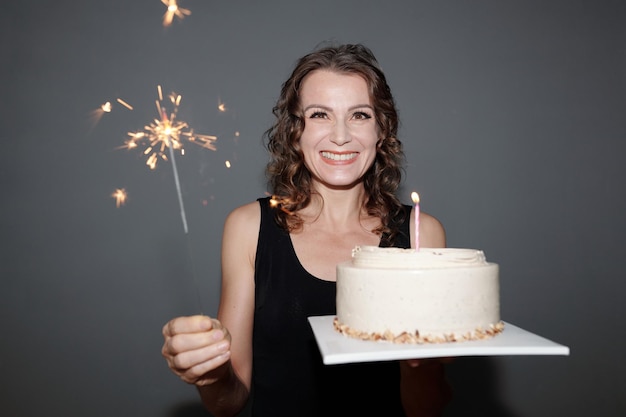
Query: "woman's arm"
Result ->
[[162, 202, 259, 417], [400, 359, 453, 417]]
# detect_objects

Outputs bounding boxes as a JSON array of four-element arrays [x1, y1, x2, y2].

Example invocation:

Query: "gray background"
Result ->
[[2, 0, 625, 416]]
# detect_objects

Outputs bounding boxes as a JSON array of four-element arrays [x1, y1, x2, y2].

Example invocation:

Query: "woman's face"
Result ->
[[299, 70, 378, 189]]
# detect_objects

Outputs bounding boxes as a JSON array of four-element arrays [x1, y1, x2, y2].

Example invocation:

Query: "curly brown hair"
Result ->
[[264, 43, 406, 242]]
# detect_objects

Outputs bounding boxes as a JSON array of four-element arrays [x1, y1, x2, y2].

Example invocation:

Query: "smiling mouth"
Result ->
[[321, 151, 358, 161]]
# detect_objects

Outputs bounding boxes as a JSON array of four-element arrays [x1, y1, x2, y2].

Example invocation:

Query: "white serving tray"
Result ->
[[308, 315, 570, 365]]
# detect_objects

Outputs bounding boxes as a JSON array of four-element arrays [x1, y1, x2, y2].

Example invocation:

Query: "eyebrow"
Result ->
[[303, 104, 374, 112]]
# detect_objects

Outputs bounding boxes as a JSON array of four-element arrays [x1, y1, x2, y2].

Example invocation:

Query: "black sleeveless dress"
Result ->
[[252, 197, 412, 417]]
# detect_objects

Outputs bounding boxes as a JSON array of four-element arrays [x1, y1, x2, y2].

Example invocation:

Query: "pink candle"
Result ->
[[411, 192, 420, 251]]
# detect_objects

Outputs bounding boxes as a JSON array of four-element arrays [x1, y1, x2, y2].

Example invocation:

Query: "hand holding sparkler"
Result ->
[[161, 315, 233, 386]]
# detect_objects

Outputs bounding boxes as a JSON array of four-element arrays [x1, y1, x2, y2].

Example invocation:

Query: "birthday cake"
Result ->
[[334, 246, 504, 343]]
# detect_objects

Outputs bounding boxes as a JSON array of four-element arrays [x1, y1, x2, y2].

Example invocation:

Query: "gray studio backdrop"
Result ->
[[2, 1, 625, 416]]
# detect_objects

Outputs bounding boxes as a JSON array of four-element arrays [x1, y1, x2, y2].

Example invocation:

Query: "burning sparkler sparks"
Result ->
[[120, 85, 217, 234], [89, 98, 133, 128], [162, 0, 191, 27], [269, 194, 296, 215], [116, 98, 133, 110], [98, 98, 133, 114], [112, 188, 128, 208], [122, 85, 217, 170]]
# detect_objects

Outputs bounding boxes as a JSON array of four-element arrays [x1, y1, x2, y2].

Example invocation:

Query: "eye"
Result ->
[[352, 111, 373, 120], [309, 111, 328, 119]]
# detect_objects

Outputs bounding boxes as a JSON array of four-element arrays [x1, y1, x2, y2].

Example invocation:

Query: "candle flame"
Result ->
[[411, 191, 420, 204]]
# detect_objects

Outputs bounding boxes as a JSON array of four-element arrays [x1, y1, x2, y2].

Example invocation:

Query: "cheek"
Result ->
[[299, 132, 313, 153], [298, 132, 319, 162], [357, 127, 379, 148], [300, 125, 328, 147]]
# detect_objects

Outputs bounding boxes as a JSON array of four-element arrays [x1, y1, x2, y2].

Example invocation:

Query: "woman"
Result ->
[[162, 43, 450, 417]]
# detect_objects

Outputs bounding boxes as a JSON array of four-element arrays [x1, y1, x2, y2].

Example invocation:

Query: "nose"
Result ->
[[330, 120, 352, 146]]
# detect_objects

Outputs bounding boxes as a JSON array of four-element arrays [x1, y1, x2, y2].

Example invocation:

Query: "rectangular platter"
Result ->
[[308, 315, 570, 365]]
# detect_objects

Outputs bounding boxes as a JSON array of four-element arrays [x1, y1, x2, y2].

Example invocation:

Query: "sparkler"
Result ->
[[162, 0, 191, 27], [114, 86, 220, 314], [122, 85, 217, 234]]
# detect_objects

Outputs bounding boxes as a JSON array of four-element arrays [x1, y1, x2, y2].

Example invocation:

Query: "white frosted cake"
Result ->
[[334, 246, 504, 343]]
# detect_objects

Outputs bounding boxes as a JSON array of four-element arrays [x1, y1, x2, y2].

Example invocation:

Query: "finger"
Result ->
[[162, 315, 213, 337], [406, 359, 421, 368], [169, 339, 231, 373], [180, 351, 232, 385], [165, 327, 229, 358]]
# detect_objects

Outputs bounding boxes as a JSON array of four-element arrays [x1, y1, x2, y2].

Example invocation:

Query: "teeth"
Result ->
[[321, 152, 357, 161]]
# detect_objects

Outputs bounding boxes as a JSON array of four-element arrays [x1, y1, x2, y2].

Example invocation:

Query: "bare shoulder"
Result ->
[[222, 201, 261, 264], [417, 210, 447, 248], [224, 201, 261, 231]]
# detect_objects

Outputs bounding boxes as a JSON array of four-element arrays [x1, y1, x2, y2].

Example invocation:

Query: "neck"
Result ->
[[302, 185, 371, 228]]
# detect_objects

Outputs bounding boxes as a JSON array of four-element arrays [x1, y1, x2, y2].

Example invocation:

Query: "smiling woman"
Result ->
[[3, 1, 620, 416], [161, 43, 448, 417]]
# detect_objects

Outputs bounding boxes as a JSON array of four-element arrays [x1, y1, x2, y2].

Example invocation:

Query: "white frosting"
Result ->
[[351, 246, 488, 268], [336, 246, 501, 342]]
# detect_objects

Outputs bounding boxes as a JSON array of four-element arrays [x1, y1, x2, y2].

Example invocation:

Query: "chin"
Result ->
[[320, 178, 363, 189]]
